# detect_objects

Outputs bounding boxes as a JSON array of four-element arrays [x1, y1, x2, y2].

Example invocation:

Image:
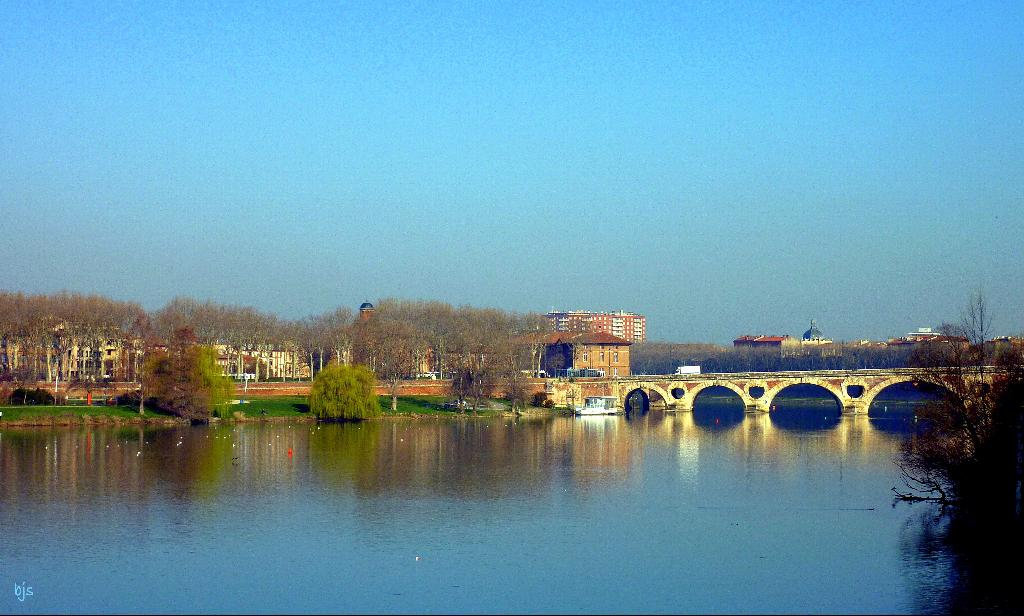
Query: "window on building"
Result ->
[[614, 351, 619, 362], [600, 351, 605, 361]]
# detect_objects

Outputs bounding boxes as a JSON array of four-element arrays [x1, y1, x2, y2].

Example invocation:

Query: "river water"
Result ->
[[0, 400, 992, 613]]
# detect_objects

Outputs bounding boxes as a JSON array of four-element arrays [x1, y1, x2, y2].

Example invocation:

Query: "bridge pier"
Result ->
[[746, 401, 770, 414], [670, 401, 693, 413], [841, 401, 869, 416]]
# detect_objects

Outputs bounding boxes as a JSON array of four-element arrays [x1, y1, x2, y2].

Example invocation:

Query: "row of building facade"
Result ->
[[0, 338, 311, 383], [545, 310, 646, 343], [733, 321, 1023, 352]]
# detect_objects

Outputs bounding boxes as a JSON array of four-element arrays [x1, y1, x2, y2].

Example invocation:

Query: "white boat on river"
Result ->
[[574, 395, 621, 415]]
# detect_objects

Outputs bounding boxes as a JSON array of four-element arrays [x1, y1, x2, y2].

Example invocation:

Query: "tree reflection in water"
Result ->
[[308, 420, 381, 492], [6, 414, 1017, 612], [869, 416, 920, 436], [139, 426, 239, 500], [901, 506, 1024, 614], [305, 417, 638, 499]]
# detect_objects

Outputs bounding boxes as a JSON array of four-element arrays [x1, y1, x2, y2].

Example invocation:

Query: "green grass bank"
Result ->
[[1, 395, 536, 426]]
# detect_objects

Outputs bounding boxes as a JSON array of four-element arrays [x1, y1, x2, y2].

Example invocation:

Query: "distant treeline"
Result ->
[[631, 342, 915, 374], [0, 291, 551, 410], [3, 290, 926, 388]]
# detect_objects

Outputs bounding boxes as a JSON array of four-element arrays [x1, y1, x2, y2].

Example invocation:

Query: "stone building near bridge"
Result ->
[[541, 331, 632, 377]]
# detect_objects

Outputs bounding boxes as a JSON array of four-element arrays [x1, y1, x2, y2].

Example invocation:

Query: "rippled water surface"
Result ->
[[1, 405, 966, 613]]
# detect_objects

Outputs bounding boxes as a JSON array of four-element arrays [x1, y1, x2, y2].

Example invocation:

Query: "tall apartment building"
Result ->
[[545, 310, 647, 343]]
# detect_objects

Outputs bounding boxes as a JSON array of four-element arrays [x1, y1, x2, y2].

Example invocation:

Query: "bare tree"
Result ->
[[896, 292, 1024, 521], [350, 312, 383, 373], [372, 317, 422, 411], [1, 293, 33, 380], [0, 292, 17, 377], [323, 307, 353, 367], [130, 311, 156, 414], [409, 301, 455, 378], [499, 314, 549, 411], [295, 315, 327, 380], [448, 307, 513, 412]]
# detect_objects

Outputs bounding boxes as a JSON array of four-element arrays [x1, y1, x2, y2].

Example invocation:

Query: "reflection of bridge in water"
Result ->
[[0, 414, 914, 507], [546, 368, 984, 415]]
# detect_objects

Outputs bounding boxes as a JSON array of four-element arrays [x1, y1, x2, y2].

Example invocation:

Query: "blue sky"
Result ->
[[1, 1, 1022, 342]]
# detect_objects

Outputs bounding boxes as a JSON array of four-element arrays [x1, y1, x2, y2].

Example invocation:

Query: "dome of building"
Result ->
[[803, 320, 824, 341], [359, 302, 374, 310]]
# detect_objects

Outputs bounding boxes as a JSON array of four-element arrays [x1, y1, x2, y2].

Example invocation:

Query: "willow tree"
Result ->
[[309, 364, 380, 421]]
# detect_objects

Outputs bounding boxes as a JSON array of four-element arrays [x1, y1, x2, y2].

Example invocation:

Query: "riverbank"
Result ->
[[0, 395, 558, 427], [0, 404, 181, 426]]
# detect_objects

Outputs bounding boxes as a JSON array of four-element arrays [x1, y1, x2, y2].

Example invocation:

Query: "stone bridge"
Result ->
[[545, 368, 982, 415]]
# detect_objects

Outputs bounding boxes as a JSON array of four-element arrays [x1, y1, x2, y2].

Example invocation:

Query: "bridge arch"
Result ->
[[646, 384, 673, 410], [620, 384, 673, 412], [862, 376, 952, 414], [688, 381, 750, 408], [622, 386, 647, 415], [762, 381, 844, 414], [762, 380, 845, 411]]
